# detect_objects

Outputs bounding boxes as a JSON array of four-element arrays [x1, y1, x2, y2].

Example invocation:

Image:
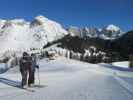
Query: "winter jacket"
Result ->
[[19, 56, 32, 72]]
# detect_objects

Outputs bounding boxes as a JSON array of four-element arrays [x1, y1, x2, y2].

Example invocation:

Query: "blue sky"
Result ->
[[0, 0, 132, 31]]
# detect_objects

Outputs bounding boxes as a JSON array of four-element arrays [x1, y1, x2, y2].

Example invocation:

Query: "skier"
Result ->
[[19, 52, 37, 88]]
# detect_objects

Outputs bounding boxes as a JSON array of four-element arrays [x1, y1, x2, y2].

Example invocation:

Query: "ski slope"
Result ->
[[112, 61, 129, 68], [0, 58, 133, 100]]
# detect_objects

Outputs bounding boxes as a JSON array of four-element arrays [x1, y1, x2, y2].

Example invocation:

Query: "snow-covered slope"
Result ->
[[112, 61, 129, 68], [1, 58, 133, 100], [0, 15, 68, 52]]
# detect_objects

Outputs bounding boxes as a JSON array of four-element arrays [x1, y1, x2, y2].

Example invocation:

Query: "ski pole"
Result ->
[[37, 68, 40, 85]]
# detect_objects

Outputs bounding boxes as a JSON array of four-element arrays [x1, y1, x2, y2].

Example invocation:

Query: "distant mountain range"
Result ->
[[0, 15, 132, 63], [0, 15, 127, 51], [68, 24, 123, 39]]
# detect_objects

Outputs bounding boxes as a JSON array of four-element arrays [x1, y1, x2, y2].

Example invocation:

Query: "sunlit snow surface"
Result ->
[[112, 61, 129, 68], [0, 58, 133, 100]]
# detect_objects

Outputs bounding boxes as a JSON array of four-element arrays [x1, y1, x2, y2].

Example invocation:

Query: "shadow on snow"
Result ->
[[0, 77, 21, 88], [99, 63, 133, 72]]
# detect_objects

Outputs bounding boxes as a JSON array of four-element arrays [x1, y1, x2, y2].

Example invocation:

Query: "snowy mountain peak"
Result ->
[[30, 15, 49, 26], [100, 24, 122, 39], [1, 19, 29, 29], [68, 26, 100, 38], [0, 15, 68, 52], [35, 15, 49, 22], [0, 20, 6, 28], [10, 19, 29, 25], [31, 16, 44, 26], [68, 26, 81, 37], [82, 27, 100, 37], [68, 25, 123, 40], [105, 24, 120, 32]]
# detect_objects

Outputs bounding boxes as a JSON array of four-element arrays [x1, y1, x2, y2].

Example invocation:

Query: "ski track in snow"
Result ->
[[1, 58, 133, 100]]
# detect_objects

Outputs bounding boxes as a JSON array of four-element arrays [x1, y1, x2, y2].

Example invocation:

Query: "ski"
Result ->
[[23, 88, 35, 92], [20, 87, 35, 92]]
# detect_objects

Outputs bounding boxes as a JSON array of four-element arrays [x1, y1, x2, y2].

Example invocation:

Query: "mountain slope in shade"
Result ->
[[0, 15, 68, 52]]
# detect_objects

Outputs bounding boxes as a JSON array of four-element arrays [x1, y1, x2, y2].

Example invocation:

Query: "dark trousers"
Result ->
[[20, 68, 35, 87], [21, 70, 28, 87], [28, 69, 35, 85]]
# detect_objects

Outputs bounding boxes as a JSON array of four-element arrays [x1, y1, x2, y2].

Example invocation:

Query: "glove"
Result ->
[[36, 65, 39, 69]]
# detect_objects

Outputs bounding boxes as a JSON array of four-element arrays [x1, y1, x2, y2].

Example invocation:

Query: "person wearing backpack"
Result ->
[[19, 52, 32, 88]]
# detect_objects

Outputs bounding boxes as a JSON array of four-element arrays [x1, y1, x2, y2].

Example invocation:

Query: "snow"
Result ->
[[0, 15, 68, 53], [0, 58, 133, 100], [82, 27, 99, 38], [68, 26, 99, 38], [0, 63, 8, 74], [0, 20, 6, 28], [100, 24, 122, 40], [105, 24, 120, 32], [0, 63, 6, 70], [68, 26, 81, 37], [112, 61, 129, 68], [68, 24, 123, 40]]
